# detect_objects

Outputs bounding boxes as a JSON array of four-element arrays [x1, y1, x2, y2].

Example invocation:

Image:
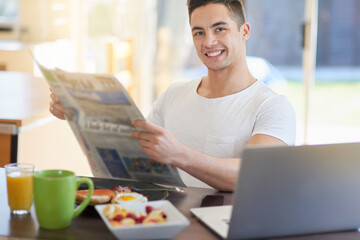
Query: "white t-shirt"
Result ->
[[147, 78, 296, 188]]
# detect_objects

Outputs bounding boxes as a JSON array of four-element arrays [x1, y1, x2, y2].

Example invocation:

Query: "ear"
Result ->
[[241, 22, 250, 40]]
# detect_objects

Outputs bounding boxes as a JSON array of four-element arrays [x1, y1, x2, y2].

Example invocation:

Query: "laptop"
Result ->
[[190, 142, 360, 239]]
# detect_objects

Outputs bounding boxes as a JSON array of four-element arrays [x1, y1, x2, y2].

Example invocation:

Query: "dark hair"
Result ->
[[187, 0, 246, 28]]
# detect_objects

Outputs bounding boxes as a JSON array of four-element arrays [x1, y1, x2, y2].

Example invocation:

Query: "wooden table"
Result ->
[[0, 71, 51, 166], [0, 168, 228, 240], [1, 168, 360, 240]]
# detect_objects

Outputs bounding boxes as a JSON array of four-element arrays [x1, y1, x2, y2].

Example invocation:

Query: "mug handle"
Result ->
[[73, 177, 94, 218]]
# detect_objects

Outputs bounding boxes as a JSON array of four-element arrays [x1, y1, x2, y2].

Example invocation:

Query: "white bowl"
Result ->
[[95, 200, 190, 240]]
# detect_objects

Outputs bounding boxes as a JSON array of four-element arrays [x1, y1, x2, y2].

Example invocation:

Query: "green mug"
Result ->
[[33, 170, 93, 229]]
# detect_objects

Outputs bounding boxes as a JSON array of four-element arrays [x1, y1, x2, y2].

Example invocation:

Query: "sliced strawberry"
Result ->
[[145, 205, 154, 214], [126, 213, 137, 220], [136, 215, 146, 224], [112, 214, 124, 222]]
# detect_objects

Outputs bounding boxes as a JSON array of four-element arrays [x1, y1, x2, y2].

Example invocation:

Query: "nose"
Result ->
[[203, 32, 217, 48]]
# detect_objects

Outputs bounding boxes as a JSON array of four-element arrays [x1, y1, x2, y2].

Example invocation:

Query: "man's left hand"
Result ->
[[131, 120, 184, 166]]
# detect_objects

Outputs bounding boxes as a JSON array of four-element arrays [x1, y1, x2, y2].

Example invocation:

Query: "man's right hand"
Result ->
[[49, 88, 66, 120]]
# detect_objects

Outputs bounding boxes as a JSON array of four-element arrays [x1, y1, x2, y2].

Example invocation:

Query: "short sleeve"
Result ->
[[252, 95, 296, 145], [146, 91, 166, 127], [146, 80, 193, 128]]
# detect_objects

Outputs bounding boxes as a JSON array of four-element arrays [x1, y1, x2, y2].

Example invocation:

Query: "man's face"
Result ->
[[190, 3, 248, 71]]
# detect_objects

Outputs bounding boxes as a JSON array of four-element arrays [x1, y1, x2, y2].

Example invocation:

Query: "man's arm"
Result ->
[[131, 120, 286, 192], [49, 92, 287, 191]]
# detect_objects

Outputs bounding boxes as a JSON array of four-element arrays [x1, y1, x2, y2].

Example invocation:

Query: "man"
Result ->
[[50, 0, 296, 191]]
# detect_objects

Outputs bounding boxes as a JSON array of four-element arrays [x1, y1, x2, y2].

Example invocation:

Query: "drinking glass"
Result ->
[[5, 163, 34, 215]]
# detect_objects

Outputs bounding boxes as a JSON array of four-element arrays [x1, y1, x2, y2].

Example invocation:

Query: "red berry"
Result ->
[[112, 214, 124, 222], [145, 205, 154, 214], [136, 215, 146, 224], [126, 213, 137, 220], [161, 211, 167, 219]]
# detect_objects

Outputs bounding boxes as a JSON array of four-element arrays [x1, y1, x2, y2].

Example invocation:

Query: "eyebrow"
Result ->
[[191, 21, 229, 32]]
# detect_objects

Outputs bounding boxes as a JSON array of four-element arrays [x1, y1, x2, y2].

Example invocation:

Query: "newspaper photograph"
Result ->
[[36, 61, 185, 187]]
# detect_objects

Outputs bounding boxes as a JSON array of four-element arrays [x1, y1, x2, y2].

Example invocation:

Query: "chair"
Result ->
[[107, 39, 136, 99]]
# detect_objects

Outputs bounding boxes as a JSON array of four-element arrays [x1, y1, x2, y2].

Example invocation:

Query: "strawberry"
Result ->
[[126, 213, 137, 220], [145, 205, 154, 214], [112, 214, 124, 222], [136, 215, 146, 224]]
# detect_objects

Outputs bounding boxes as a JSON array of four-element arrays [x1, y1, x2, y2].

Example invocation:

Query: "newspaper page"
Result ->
[[36, 62, 185, 187]]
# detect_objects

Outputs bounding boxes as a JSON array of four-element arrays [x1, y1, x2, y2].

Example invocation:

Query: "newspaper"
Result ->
[[36, 62, 185, 187]]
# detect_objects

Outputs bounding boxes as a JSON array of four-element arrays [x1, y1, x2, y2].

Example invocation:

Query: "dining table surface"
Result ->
[[2, 168, 360, 240]]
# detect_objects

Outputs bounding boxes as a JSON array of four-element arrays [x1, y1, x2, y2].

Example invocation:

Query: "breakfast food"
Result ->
[[112, 192, 148, 204], [111, 185, 131, 193], [76, 185, 148, 205], [102, 204, 167, 226], [76, 189, 116, 205]]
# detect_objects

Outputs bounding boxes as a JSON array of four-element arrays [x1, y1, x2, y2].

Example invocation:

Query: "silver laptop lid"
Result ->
[[228, 142, 360, 239]]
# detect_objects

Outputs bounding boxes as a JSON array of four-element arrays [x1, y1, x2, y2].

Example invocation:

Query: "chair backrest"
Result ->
[[107, 39, 135, 99]]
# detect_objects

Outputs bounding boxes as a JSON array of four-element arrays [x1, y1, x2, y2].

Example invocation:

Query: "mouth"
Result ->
[[205, 50, 225, 57]]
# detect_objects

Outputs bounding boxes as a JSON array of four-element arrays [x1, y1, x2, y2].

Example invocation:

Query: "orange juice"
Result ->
[[6, 172, 33, 211]]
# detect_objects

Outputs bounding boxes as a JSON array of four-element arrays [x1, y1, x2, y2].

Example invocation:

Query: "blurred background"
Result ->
[[1, 0, 359, 173]]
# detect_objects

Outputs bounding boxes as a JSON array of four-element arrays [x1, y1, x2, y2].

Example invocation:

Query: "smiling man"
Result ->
[[131, 0, 295, 191], [50, 0, 296, 191]]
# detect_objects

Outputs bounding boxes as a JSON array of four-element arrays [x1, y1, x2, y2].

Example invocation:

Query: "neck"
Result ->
[[197, 58, 256, 98]]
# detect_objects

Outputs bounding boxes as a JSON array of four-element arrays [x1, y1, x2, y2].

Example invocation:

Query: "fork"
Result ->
[[131, 186, 184, 193]]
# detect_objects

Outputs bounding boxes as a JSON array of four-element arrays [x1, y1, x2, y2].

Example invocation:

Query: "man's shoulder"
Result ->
[[252, 81, 293, 107], [162, 78, 200, 95], [251, 80, 279, 100]]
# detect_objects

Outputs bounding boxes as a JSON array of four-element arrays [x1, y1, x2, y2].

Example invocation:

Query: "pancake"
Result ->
[[76, 189, 116, 205]]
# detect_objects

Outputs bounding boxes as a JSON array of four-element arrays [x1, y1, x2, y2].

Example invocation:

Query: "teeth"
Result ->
[[207, 51, 222, 57]]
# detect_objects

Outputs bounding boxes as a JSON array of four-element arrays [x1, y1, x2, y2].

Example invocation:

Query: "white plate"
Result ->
[[95, 200, 190, 240]]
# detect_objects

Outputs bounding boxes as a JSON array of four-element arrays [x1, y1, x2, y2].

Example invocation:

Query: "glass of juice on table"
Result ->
[[5, 163, 34, 215]]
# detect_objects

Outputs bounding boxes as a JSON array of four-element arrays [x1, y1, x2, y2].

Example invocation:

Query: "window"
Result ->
[[0, 0, 18, 31]]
